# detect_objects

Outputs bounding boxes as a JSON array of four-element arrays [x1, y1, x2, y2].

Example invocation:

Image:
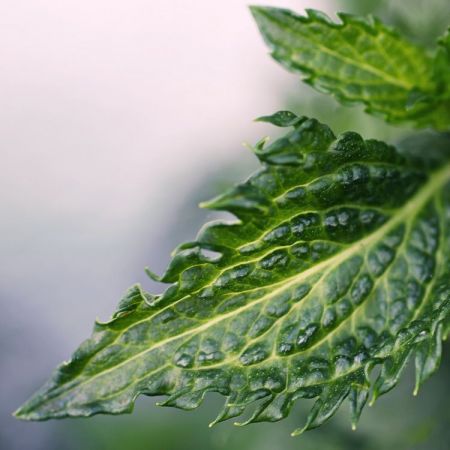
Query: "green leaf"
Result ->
[[250, 6, 450, 130], [428, 27, 450, 130], [15, 113, 450, 435], [434, 27, 450, 89]]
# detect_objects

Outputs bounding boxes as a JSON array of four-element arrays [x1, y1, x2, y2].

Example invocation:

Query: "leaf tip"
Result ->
[[249, 5, 292, 40], [12, 402, 40, 421], [255, 110, 304, 127], [144, 266, 161, 282], [248, 4, 268, 17], [241, 137, 270, 155], [198, 199, 214, 210], [12, 406, 26, 420], [290, 427, 305, 437]]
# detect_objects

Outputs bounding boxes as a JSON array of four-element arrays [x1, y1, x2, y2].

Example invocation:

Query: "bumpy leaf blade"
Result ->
[[15, 113, 450, 435], [251, 6, 450, 130]]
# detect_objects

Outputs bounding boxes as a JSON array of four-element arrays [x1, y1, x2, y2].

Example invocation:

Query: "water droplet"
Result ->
[[265, 292, 291, 318], [223, 332, 243, 352], [285, 186, 306, 201], [174, 353, 194, 368], [277, 342, 294, 355], [240, 343, 270, 366], [260, 249, 289, 270], [263, 224, 290, 243], [322, 308, 336, 328], [291, 243, 309, 258], [351, 274, 373, 305], [296, 324, 319, 348], [336, 298, 352, 319], [198, 351, 224, 364], [353, 351, 368, 365], [334, 355, 351, 374], [249, 316, 275, 338]]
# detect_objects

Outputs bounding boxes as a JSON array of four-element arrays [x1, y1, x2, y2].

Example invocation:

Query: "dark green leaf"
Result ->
[[15, 113, 450, 435]]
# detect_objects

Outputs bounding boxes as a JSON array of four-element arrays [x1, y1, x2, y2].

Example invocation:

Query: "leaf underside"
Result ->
[[251, 7, 450, 130], [15, 112, 450, 435]]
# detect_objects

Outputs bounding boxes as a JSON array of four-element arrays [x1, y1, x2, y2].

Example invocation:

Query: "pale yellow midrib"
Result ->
[[43, 163, 450, 407]]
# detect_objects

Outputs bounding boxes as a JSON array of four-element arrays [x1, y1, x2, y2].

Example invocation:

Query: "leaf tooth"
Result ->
[[371, 347, 412, 405], [249, 392, 295, 423], [209, 394, 246, 427], [157, 389, 207, 411], [196, 220, 245, 250], [233, 394, 274, 426], [291, 382, 350, 436], [414, 323, 443, 396], [335, 12, 377, 32], [210, 389, 272, 427], [200, 185, 272, 217], [349, 386, 369, 430], [94, 285, 157, 327], [305, 9, 333, 25], [144, 267, 162, 282], [252, 118, 335, 166], [149, 243, 225, 284]]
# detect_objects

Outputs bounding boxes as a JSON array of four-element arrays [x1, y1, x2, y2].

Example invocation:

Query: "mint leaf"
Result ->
[[15, 113, 450, 435], [251, 7, 450, 130]]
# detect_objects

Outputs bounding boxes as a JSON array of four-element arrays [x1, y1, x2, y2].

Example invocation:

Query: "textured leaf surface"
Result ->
[[15, 113, 450, 435], [251, 7, 450, 130]]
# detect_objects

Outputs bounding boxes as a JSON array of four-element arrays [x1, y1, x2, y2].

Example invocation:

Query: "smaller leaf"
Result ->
[[250, 6, 450, 129]]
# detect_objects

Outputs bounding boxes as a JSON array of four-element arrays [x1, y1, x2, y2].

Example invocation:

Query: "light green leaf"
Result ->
[[15, 113, 450, 435], [250, 7, 450, 130]]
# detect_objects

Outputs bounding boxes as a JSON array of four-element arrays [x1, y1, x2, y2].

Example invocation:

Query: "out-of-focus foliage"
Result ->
[[341, 0, 450, 47], [284, 0, 450, 143], [251, 7, 450, 129]]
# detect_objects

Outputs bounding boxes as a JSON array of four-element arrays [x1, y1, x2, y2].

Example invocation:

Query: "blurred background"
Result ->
[[1, 0, 449, 449]]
